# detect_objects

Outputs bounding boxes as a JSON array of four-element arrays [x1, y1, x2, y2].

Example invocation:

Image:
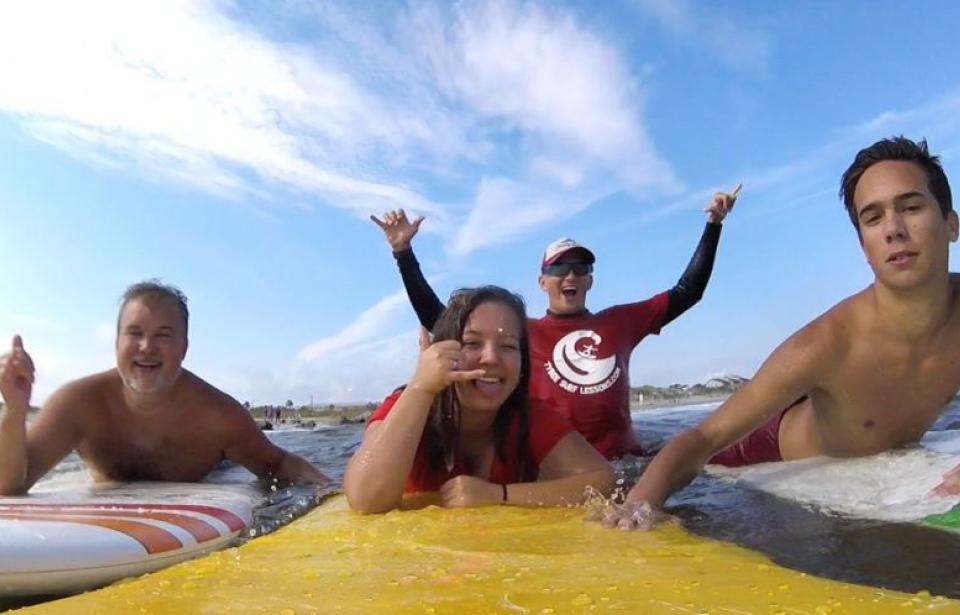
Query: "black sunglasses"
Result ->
[[541, 262, 593, 277]]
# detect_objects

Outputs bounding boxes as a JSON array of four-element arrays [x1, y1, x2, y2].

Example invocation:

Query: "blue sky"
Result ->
[[1, 0, 959, 406]]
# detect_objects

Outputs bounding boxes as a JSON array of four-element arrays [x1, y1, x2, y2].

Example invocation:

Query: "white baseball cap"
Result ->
[[541, 237, 596, 268]]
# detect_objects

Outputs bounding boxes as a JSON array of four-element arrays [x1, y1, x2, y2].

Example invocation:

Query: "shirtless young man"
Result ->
[[0, 281, 328, 495], [371, 187, 739, 460], [612, 136, 960, 529]]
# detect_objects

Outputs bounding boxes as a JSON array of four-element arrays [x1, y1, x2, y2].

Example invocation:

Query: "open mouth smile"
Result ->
[[132, 360, 162, 369]]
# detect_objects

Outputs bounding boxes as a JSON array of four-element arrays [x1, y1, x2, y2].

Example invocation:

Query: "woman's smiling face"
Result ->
[[454, 300, 523, 415]]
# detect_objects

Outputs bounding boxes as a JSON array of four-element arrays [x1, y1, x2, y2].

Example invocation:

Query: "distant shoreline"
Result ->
[[631, 393, 730, 410]]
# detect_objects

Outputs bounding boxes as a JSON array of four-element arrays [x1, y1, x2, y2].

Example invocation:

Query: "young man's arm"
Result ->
[[615, 318, 835, 528], [371, 209, 445, 329], [662, 186, 740, 326]]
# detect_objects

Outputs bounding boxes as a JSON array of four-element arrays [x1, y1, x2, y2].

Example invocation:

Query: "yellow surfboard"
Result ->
[[16, 495, 957, 614]]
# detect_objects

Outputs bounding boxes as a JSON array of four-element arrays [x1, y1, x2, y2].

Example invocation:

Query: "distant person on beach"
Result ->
[[607, 136, 960, 529], [0, 280, 328, 495], [370, 189, 740, 460], [344, 286, 613, 513]]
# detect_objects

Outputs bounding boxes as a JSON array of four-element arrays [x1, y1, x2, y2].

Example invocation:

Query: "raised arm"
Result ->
[[371, 209, 445, 330], [0, 336, 34, 494], [616, 317, 834, 528], [440, 431, 615, 508], [1, 337, 85, 494], [663, 184, 741, 326]]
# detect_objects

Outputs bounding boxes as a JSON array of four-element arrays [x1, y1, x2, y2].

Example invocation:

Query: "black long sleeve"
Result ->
[[393, 248, 445, 330], [663, 222, 723, 326]]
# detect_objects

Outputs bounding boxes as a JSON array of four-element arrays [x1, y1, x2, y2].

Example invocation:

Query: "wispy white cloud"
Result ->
[[0, 0, 450, 219], [296, 289, 412, 361], [448, 2, 672, 186], [452, 177, 607, 255], [215, 328, 418, 406], [852, 90, 960, 146], [632, 0, 773, 73], [0, 0, 676, 255], [405, 0, 679, 252], [610, 89, 960, 231]]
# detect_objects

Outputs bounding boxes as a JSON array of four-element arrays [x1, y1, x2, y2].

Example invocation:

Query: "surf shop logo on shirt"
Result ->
[[545, 330, 621, 395]]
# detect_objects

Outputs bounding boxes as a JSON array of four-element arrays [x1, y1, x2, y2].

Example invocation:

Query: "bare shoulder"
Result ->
[[766, 292, 864, 374], [31, 370, 119, 439], [790, 299, 854, 353], [180, 371, 252, 423], [43, 369, 118, 412]]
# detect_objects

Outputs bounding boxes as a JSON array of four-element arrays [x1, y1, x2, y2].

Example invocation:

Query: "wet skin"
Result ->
[[624, 160, 960, 517], [5, 295, 325, 491]]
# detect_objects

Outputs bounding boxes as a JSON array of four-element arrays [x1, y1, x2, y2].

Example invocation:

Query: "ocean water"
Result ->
[[18, 399, 960, 602]]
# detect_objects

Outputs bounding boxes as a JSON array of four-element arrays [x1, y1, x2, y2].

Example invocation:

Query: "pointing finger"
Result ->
[[12, 335, 23, 352], [730, 183, 742, 198]]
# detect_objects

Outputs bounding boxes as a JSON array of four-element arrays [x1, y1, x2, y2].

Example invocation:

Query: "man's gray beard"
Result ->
[[120, 366, 182, 396]]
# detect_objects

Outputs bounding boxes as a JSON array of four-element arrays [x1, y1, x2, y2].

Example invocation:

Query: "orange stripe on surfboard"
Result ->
[[0, 503, 247, 531], [0, 512, 183, 554], [0, 508, 222, 543]]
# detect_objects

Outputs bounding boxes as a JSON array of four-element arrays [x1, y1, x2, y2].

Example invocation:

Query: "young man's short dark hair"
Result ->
[[840, 136, 953, 231]]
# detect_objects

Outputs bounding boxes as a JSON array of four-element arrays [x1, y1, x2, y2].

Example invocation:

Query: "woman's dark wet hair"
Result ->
[[422, 285, 533, 481], [840, 136, 953, 233]]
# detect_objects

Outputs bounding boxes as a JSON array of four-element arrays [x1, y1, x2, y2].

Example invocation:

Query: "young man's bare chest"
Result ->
[[815, 324, 960, 454]]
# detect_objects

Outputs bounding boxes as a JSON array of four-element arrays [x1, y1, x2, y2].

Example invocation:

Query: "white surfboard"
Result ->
[[707, 430, 960, 524], [0, 482, 256, 597]]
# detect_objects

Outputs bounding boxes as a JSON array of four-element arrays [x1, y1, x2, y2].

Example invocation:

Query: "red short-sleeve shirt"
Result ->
[[527, 292, 669, 459], [367, 390, 574, 493]]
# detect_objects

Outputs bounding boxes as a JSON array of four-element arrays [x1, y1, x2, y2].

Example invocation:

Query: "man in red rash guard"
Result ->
[[371, 186, 739, 459]]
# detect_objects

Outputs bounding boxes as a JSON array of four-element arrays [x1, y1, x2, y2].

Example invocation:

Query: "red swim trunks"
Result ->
[[708, 407, 788, 467]]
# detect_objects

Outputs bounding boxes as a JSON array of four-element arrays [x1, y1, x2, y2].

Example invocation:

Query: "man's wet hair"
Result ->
[[117, 279, 190, 335], [840, 136, 953, 231]]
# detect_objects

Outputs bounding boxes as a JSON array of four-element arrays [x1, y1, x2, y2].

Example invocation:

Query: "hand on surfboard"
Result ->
[[409, 327, 486, 395], [704, 183, 741, 224], [933, 462, 960, 496], [0, 335, 35, 412], [370, 208, 424, 252], [586, 496, 679, 531]]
